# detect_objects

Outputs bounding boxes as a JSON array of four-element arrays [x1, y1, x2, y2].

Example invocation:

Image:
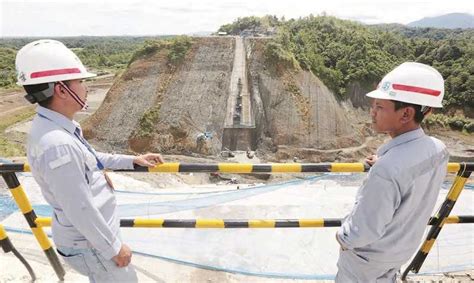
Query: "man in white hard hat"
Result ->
[[16, 39, 164, 282], [335, 62, 449, 282]]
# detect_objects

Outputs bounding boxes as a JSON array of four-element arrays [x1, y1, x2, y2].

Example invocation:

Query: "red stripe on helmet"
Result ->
[[392, 84, 441, 96], [30, 68, 82, 78]]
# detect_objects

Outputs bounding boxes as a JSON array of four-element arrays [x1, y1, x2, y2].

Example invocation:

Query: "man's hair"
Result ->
[[392, 100, 426, 124], [23, 81, 71, 108]]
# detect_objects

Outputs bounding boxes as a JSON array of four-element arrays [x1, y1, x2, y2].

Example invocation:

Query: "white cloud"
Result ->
[[0, 0, 472, 36]]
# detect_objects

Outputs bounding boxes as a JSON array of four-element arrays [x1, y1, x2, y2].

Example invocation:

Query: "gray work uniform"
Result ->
[[336, 128, 449, 282], [27, 106, 137, 282]]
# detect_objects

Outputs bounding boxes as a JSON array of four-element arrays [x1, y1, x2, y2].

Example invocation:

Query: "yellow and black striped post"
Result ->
[[33, 215, 473, 229], [0, 224, 37, 281], [0, 224, 14, 253], [401, 164, 472, 280], [1, 173, 65, 280]]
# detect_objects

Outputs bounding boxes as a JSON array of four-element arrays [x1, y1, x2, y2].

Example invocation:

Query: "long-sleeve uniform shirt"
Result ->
[[27, 106, 135, 260], [337, 128, 449, 264]]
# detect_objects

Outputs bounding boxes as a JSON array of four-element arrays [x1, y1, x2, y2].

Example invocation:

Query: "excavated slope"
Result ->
[[246, 38, 363, 161], [84, 37, 364, 161], [84, 37, 235, 153]]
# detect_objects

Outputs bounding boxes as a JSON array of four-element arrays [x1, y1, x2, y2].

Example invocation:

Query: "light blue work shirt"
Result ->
[[27, 106, 135, 259], [337, 128, 449, 264]]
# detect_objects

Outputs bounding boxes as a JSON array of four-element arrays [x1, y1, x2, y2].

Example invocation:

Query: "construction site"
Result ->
[[0, 35, 473, 282]]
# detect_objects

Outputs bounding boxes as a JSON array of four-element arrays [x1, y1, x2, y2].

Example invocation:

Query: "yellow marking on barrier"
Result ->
[[149, 163, 180, 173], [23, 164, 31, 172], [272, 163, 302, 173], [445, 216, 460, 224], [249, 220, 276, 228], [196, 219, 225, 228], [0, 225, 7, 240], [10, 186, 33, 213], [219, 163, 253, 173], [447, 176, 468, 201], [331, 163, 365, 172], [133, 219, 164, 227], [421, 239, 436, 253], [447, 163, 460, 173], [35, 217, 52, 227], [31, 228, 52, 250], [299, 219, 325, 227]]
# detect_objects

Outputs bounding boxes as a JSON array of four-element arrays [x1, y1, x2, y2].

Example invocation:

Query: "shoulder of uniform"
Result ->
[[28, 128, 80, 161], [428, 136, 447, 149], [39, 129, 76, 147], [370, 157, 399, 181]]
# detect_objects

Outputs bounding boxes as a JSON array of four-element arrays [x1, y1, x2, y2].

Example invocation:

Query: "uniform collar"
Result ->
[[377, 128, 425, 157], [36, 106, 80, 134]]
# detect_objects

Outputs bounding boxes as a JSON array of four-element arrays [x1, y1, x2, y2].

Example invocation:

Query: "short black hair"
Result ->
[[392, 100, 426, 124], [23, 83, 54, 108]]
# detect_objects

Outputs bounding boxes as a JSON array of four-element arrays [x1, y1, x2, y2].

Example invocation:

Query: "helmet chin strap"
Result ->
[[58, 81, 88, 110], [420, 106, 431, 115]]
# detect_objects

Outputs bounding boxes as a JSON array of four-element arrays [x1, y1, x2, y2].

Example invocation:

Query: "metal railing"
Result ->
[[1, 172, 65, 280], [1, 161, 472, 280], [32, 216, 474, 229]]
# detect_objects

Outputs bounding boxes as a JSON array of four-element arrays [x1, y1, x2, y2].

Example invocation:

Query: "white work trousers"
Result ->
[[335, 249, 399, 283], [57, 246, 138, 283]]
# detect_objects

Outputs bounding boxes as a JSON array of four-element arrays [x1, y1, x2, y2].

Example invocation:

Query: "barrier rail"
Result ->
[[0, 224, 36, 281], [1, 162, 472, 280], [1, 162, 472, 173], [32, 215, 474, 228]]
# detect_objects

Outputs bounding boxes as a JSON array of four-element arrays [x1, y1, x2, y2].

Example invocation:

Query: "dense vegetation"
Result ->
[[128, 35, 193, 66], [221, 15, 473, 113], [1, 17, 472, 113], [0, 36, 167, 89], [218, 15, 282, 35], [0, 47, 16, 88]]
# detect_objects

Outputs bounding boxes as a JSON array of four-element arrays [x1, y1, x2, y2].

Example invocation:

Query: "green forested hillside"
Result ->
[[0, 36, 167, 89], [0, 47, 17, 88], [1, 17, 473, 113], [222, 15, 473, 112]]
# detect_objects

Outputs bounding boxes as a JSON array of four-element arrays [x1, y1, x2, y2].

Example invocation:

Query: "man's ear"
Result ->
[[400, 107, 415, 124], [54, 83, 67, 99]]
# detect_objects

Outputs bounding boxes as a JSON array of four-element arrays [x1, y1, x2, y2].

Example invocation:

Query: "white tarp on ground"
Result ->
[[1, 172, 473, 280]]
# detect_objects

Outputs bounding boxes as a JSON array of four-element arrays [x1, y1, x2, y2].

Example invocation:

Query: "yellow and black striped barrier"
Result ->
[[1, 162, 473, 174], [0, 224, 36, 281], [1, 173, 65, 281], [1, 161, 472, 279], [32, 215, 474, 229], [402, 163, 472, 280]]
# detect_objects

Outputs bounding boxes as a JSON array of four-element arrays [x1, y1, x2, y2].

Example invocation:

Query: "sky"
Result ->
[[0, 0, 473, 37]]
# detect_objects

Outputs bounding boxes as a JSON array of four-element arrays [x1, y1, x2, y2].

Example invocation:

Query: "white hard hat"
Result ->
[[15, 39, 96, 86], [366, 62, 444, 108]]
